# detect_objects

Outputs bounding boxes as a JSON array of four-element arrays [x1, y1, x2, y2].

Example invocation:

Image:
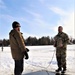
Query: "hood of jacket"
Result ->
[[9, 29, 17, 36]]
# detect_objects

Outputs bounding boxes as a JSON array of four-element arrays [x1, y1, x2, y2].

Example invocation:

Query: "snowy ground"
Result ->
[[0, 45, 75, 75]]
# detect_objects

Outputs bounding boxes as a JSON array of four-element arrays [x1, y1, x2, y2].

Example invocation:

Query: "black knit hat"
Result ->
[[12, 21, 21, 28]]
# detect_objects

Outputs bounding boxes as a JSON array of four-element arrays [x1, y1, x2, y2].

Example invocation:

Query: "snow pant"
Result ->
[[14, 59, 24, 75], [56, 48, 66, 70]]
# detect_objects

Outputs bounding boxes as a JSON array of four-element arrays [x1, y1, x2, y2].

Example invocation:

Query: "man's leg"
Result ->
[[61, 55, 66, 73], [20, 59, 24, 73], [14, 59, 24, 75], [56, 56, 62, 72]]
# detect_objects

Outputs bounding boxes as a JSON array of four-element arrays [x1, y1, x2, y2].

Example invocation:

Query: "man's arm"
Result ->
[[63, 33, 69, 48]]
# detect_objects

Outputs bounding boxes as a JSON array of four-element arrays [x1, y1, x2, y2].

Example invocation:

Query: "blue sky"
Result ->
[[0, 0, 74, 39]]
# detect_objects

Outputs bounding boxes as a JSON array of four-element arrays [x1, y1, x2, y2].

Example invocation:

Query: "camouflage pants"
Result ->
[[56, 48, 66, 69]]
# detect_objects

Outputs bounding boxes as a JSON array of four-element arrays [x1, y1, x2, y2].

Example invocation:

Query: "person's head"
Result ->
[[12, 21, 21, 31], [58, 26, 63, 33]]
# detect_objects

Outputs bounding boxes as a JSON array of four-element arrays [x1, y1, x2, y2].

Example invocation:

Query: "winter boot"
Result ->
[[61, 68, 66, 73], [56, 67, 62, 72]]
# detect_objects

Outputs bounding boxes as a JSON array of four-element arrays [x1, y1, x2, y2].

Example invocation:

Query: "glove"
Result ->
[[26, 48, 29, 52], [24, 51, 29, 59]]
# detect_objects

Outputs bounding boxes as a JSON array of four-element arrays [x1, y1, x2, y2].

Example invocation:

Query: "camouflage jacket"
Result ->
[[54, 32, 69, 49]]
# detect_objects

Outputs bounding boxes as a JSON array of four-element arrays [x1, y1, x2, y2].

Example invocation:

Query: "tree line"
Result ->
[[0, 36, 75, 46]]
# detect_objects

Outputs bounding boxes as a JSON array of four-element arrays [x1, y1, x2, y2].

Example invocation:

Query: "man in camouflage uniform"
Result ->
[[54, 26, 69, 73]]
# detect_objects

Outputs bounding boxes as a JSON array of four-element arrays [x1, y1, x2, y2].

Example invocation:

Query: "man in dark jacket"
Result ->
[[9, 21, 29, 75], [54, 26, 69, 73]]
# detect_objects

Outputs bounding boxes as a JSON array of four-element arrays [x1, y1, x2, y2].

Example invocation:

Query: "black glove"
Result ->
[[24, 51, 29, 59], [26, 48, 29, 52]]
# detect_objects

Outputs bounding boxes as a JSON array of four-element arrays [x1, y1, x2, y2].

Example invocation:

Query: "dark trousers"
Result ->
[[14, 59, 24, 75]]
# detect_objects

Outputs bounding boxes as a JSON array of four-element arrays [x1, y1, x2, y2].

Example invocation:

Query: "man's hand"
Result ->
[[60, 44, 63, 47], [24, 51, 29, 59]]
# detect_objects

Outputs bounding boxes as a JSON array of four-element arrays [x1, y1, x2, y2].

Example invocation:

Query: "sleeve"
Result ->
[[15, 31, 26, 52], [63, 33, 69, 47], [64, 33, 69, 43]]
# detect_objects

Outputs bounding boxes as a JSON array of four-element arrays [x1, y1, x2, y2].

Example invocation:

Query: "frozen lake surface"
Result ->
[[0, 45, 75, 75]]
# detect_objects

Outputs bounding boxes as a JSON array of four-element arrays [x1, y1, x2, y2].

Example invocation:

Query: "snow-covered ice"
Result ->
[[0, 45, 75, 75]]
